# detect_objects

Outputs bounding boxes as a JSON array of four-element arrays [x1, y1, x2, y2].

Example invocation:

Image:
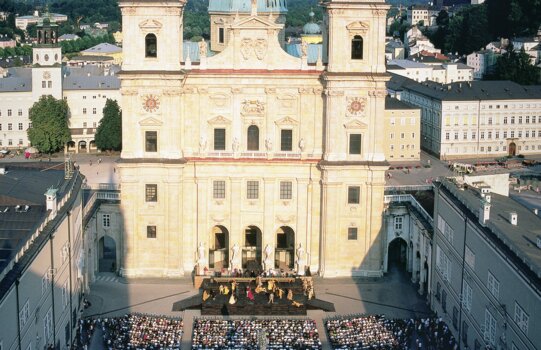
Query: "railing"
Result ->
[[83, 183, 121, 191], [384, 194, 434, 225], [384, 185, 434, 193], [97, 192, 120, 201]]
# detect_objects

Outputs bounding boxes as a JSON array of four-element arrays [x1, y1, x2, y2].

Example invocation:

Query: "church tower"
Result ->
[[319, 0, 390, 276], [118, 0, 187, 277], [32, 17, 62, 101]]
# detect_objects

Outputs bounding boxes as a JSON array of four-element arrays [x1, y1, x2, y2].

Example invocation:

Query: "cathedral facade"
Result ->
[[118, 0, 390, 278]]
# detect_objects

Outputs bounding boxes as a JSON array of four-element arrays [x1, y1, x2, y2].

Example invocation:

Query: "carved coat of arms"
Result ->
[[241, 100, 265, 116], [240, 38, 268, 60]]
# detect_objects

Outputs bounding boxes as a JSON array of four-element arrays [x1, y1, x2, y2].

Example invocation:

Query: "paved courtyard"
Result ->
[[83, 266, 430, 349]]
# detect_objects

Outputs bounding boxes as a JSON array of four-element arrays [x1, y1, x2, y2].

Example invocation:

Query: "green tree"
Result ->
[[28, 96, 71, 154], [489, 48, 541, 85], [95, 99, 122, 151]]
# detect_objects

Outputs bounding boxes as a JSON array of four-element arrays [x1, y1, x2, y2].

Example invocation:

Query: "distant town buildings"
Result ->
[[404, 26, 441, 57], [0, 37, 16, 49], [400, 80, 541, 159], [15, 11, 67, 30], [387, 59, 473, 84], [407, 5, 430, 27], [466, 50, 499, 80], [80, 43, 123, 65]]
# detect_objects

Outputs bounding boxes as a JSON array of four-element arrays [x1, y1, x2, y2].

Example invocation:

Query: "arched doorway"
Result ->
[[67, 141, 76, 152], [388, 237, 408, 270], [275, 226, 295, 269], [78, 141, 87, 152], [98, 236, 116, 273], [89, 140, 96, 152], [209, 225, 229, 270], [242, 225, 262, 270], [509, 142, 516, 156]]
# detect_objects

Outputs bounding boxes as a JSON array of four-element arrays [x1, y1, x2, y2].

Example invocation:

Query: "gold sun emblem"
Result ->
[[347, 97, 366, 115], [142, 95, 160, 113]]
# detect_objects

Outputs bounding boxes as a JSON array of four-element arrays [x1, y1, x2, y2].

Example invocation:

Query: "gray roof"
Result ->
[[0, 76, 31, 92], [439, 178, 541, 283], [388, 59, 428, 69], [82, 43, 121, 54], [385, 96, 419, 110], [403, 80, 541, 101], [63, 75, 119, 90]]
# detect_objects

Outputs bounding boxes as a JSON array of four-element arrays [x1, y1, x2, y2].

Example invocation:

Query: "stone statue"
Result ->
[[298, 138, 305, 152], [197, 242, 206, 266], [232, 137, 240, 152], [199, 136, 207, 152], [198, 38, 208, 57], [296, 243, 305, 276], [263, 244, 273, 271], [230, 243, 241, 270], [265, 138, 273, 151], [301, 40, 308, 57]]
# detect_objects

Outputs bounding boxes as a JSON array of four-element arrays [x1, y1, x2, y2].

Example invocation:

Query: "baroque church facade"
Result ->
[[118, 0, 390, 278]]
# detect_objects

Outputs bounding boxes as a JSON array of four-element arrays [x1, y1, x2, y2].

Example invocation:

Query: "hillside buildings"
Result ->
[[400, 80, 541, 160], [432, 176, 540, 350], [387, 59, 473, 84], [15, 11, 67, 30], [0, 166, 86, 350], [466, 50, 499, 80]]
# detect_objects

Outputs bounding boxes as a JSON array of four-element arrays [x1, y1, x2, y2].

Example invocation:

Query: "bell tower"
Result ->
[[32, 17, 62, 100]]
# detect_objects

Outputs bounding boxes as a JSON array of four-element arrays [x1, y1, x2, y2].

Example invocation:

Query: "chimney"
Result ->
[[479, 200, 490, 227], [508, 212, 518, 226], [45, 187, 58, 216]]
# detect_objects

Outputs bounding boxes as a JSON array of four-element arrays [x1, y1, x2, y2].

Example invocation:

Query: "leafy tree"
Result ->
[[488, 48, 541, 85], [28, 96, 71, 154], [435, 10, 449, 26], [95, 99, 122, 151]]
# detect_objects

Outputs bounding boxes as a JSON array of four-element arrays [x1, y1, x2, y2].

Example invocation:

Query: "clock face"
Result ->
[[142, 95, 160, 113], [43, 71, 51, 80], [347, 97, 366, 115]]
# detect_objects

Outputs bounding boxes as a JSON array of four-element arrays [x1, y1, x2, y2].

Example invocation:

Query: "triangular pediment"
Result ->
[[344, 119, 368, 129], [139, 19, 163, 33], [231, 16, 282, 30], [139, 117, 163, 127], [275, 116, 299, 126], [208, 115, 232, 125], [346, 21, 370, 32]]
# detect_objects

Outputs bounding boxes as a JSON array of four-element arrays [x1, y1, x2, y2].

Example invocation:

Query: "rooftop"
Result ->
[[208, 0, 287, 13], [385, 96, 419, 110], [403, 80, 541, 101], [82, 43, 122, 55], [439, 178, 541, 283]]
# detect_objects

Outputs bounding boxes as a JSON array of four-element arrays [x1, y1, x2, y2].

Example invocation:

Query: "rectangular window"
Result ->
[[93, 108, 97, 114], [19, 300, 30, 329], [18, 123, 23, 130], [213, 180, 226, 199], [18, 109, 22, 116], [8, 123, 12, 131], [247, 181, 259, 199], [147, 225, 157, 238], [62, 281, 69, 307], [83, 108, 87, 114], [218, 27, 225, 44], [514, 302, 529, 334], [280, 129, 293, 151], [395, 217, 403, 230], [145, 184, 158, 202], [347, 186, 360, 204], [83, 122, 87, 128], [145, 131, 158, 152], [445, 132, 450, 140], [48, 81, 52, 88], [44, 307, 53, 341], [7, 109, 11, 117], [487, 271, 500, 299], [102, 214, 110, 228], [280, 181, 292, 200], [504, 117, 508, 124], [214, 128, 226, 150], [348, 227, 358, 240], [462, 321, 469, 346], [42, 81, 46, 88], [462, 280, 472, 311], [42, 271, 50, 294], [349, 134, 362, 154], [465, 245, 475, 269], [484, 309, 496, 346]]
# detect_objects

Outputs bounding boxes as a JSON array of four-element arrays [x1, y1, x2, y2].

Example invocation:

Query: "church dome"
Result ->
[[208, 0, 287, 14], [303, 11, 321, 34]]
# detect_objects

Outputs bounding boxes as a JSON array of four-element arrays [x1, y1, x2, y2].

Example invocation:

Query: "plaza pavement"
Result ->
[[83, 266, 430, 350]]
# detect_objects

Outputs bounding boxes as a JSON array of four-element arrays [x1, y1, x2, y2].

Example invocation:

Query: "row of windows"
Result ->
[[144, 130, 364, 155], [82, 108, 97, 115], [0, 109, 24, 117], [389, 117, 416, 126], [0, 123, 27, 131], [41, 80, 53, 88], [389, 132, 416, 139], [0, 139, 25, 146], [389, 144, 416, 151], [445, 130, 541, 140]]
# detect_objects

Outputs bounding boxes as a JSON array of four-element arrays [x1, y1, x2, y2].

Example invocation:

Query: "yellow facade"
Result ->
[[384, 97, 421, 161], [118, 0, 389, 278]]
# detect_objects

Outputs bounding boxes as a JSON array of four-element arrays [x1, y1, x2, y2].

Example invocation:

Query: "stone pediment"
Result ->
[[139, 117, 163, 126], [231, 16, 282, 30], [207, 115, 232, 125], [346, 21, 370, 34], [344, 119, 368, 129], [139, 20, 163, 33], [275, 116, 299, 126]]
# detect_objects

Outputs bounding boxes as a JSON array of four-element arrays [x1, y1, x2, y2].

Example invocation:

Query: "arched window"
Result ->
[[247, 125, 259, 151], [351, 35, 363, 60], [145, 33, 157, 58]]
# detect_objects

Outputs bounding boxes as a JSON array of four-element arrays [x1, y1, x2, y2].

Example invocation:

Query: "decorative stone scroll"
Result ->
[[241, 100, 265, 116], [139, 19, 163, 34]]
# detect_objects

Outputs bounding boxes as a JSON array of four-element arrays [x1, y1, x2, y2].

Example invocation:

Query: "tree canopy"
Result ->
[[28, 96, 71, 154], [487, 48, 541, 85], [95, 99, 122, 151]]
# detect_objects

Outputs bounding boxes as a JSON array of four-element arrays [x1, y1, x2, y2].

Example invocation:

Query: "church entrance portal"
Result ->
[[275, 226, 295, 269], [98, 236, 117, 273], [209, 225, 229, 270], [242, 226, 262, 270], [388, 237, 408, 270], [509, 142, 517, 156]]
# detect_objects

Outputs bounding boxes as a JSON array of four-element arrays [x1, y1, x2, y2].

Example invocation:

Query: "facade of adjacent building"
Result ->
[[401, 80, 541, 159], [432, 176, 541, 350], [117, 0, 390, 278], [384, 97, 421, 161], [0, 24, 120, 152], [466, 50, 499, 80], [387, 59, 473, 84], [0, 166, 86, 350], [407, 5, 429, 26]]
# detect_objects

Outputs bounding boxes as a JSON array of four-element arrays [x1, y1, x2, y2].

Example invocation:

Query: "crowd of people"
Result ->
[[325, 315, 458, 350], [79, 314, 183, 349], [191, 318, 322, 349]]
